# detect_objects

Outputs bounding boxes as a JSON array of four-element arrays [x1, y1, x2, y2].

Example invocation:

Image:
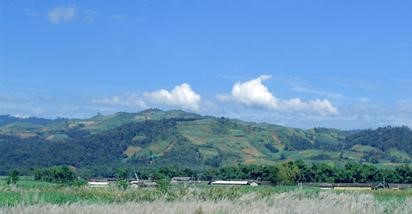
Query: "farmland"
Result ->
[[1, 178, 412, 214], [2, 110, 412, 176]]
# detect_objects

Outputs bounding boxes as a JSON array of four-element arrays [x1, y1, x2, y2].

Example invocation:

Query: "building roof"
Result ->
[[87, 181, 109, 185], [171, 177, 191, 181], [210, 180, 249, 185]]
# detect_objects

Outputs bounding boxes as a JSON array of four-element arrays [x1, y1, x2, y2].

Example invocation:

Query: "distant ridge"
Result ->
[[0, 109, 411, 176]]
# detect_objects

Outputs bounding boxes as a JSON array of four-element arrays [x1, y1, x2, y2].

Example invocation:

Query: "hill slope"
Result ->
[[1, 109, 411, 175]]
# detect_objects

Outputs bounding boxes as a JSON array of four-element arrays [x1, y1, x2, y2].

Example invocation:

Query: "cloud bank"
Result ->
[[92, 94, 147, 109], [219, 75, 338, 116], [5, 77, 412, 129]]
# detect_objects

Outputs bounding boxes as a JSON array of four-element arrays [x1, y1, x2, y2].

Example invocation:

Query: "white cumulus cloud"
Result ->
[[219, 75, 338, 116], [231, 75, 278, 108], [48, 6, 76, 23], [144, 83, 201, 111]]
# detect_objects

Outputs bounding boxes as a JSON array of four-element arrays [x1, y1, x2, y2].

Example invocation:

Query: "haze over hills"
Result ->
[[1, 109, 412, 176]]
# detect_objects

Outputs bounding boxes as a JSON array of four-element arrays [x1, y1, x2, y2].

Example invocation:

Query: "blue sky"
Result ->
[[0, 0, 411, 129]]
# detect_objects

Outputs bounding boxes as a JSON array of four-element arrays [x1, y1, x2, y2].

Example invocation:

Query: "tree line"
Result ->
[[6, 161, 412, 185], [109, 161, 412, 184]]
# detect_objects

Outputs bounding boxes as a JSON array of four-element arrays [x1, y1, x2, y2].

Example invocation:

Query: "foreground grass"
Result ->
[[1, 192, 412, 214], [1, 179, 412, 213], [0, 183, 317, 206]]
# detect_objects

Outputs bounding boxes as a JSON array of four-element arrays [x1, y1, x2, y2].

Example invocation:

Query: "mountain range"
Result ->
[[1, 109, 412, 176]]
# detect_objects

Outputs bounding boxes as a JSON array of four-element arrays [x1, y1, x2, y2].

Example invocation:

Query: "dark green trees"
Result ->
[[6, 170, 19, 185], [34, 166, 76, 183], [116, 168, 129, 190]]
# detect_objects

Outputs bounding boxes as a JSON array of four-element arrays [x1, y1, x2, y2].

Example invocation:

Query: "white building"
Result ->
[[210, 180, 258, 186]]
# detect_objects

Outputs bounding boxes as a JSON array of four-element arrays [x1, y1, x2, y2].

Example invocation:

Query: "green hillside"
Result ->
[[1, 109, 411, 176]]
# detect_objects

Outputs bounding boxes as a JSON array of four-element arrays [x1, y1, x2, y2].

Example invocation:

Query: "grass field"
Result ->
[[1, 178, 412, 213]]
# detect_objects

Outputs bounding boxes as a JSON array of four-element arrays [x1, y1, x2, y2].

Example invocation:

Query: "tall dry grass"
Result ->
[[1, 191, 411, 214]]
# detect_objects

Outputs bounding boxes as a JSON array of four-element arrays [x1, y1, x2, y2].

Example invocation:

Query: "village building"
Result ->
[[171, 177, 192, 183], [209, 180, 259, 186]]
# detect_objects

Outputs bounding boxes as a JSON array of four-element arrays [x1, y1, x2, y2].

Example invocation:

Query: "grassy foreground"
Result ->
[[1, 191, 412, 214], [1, 179, 412, 214]]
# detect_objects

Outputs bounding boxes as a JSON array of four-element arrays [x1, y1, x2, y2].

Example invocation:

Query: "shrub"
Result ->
[[156, 178, 171, 195], [116, 168, 129, 191], [6, 170, 19, 185]]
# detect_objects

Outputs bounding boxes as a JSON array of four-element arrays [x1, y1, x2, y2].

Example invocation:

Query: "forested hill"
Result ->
[[0, 109, 412, 176]]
